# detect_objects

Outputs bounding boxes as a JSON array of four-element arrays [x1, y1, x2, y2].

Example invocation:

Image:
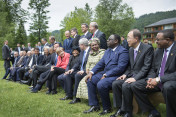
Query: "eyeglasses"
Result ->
[[107, 38, 114, 41]]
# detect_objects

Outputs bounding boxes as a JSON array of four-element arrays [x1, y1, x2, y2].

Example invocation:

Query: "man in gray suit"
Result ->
[[80, 23, 92, 40], [2, 40, 11, 72], [132, 30, 176, 117], [89, 22, 107, 49], [111, 29, 154, 117]]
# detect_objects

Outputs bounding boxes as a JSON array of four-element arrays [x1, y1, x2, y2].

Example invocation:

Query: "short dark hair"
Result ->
[[81, 23, 89, 28], [159, 29, 175, 41], [42, 38, 47, 42], [113, 34, 121, 44], [34, 47, 39, 51], [130, 29, 141, 40], [50, 36, 55, 41], [71, 27, 78, 34]]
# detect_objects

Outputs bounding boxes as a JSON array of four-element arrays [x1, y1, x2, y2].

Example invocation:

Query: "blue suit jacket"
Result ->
[[63, 37, 73, 54], [91, 45, 129, 78]]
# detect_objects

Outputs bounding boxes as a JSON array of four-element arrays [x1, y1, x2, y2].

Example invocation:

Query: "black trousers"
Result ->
[[4, 59, 10, 72], [47, 67, 65, 92], [31, 66, 50, 87], [112, 79, 134, 115], [57, 71, 77, 97]]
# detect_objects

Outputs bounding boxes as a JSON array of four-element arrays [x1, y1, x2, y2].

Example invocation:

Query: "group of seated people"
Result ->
[[1, 21, 176, 117]]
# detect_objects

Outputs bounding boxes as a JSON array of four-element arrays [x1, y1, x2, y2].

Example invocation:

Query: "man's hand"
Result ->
[[146, 78, 158, 89], [85, 72, 93, 83], [29, 69, 33, 73], [125, 78, 136, 83], [77, 71, 84, 75], [51, 66, 54, 71], [117, 74, 126, 80]]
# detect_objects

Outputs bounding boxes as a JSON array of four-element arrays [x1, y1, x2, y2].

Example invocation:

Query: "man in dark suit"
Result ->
[[27, 43, 32, 51], [121, 36, 129, 50], [49, 36, 62, 47], [62, 38, 91, 104], [71, 27, 81, 49], [80, 23, 92, 40], [89, 22, 107, 49], [83, 34, 129, 115], [63, 30, 73, 54], [131, 30, 176, 117], [15, 43, 21, 53], [41, 38, 50, 54], [110, 29, 154, 117], [2, 40, 11, 73], [143, 39, 153, 47], [21, 44, 26, 51]]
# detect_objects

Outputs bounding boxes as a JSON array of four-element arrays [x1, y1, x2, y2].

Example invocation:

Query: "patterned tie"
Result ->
[[134, 50, 138, 61], [81, 51, 86, 71], [158, 49, 168, 89], [55, 54, 58, 66]]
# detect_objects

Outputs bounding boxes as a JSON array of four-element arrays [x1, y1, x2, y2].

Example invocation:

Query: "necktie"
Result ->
[[109, 50, 113, 58], [14, 58, 17, 67], [134, 50, 138, 61], [160, 50, 168, 77], [81, 51, 86, 71], [55, 55, 58, 66], [35, 55, 38, 65], [92, 33, 95, 38]]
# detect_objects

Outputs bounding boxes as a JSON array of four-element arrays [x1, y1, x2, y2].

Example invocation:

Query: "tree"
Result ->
[[60, 3, 93, 41], [28, 0, 50, 42], [95, 0, 135, 38]]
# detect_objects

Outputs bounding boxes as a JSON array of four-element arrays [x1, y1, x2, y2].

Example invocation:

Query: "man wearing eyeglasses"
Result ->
[[132, 30, 176, 117]]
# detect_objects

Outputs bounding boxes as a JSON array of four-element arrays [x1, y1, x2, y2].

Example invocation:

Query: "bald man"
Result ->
[[63, 30, 73, 54]]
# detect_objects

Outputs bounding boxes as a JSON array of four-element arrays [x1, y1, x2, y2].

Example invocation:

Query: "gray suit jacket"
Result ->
[[2, 45, 11, 60], [147, 42, 176, 83], [93, 30, 107, 49], [124, 42, 154, 80]]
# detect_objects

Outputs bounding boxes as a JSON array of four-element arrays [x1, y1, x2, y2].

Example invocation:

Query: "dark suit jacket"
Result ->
[[40, 54, 51, 66], [15, 47, 22, 53], [50, 42, 62, 47], [72, 47, 91, 72], [72, 35, 81, 49], [15, 56, 26, 67], [65, 55, 79, 71], [80, 32, 92, 40], [2, 45, 11, 60], [31, 54, 43, 67], [92, 45, 129, 78], [93, 30, 107, 49], [147, 42, 176, 83], [124, 43, 154, 80], [63, 37, 73, 54], [49, 53, 57, 66], [13, 56, 20, 67], [121, 39, 129, 50]]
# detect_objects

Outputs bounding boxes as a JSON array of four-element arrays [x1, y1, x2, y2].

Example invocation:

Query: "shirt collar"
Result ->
[[166, 43, 174, 52], [84, 31, 88, 36], [74, 34, 77, 38], [134, 42, 141, 52], [94, 29, 98, 35], [112, 46, 118, 51], [84, 47, 90, 53]]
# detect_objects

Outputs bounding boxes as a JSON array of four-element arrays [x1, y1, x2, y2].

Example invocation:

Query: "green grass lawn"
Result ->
[[0, 61, 166, 117]]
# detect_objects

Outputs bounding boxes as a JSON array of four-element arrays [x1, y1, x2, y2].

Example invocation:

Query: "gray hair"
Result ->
[[43, 46, 50, 51], [79, 38, 89, 46], [90, 22, 98, 29]]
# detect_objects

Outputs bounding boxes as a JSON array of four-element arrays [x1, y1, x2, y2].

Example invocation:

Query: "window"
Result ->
[[164, 24, 173, 29]]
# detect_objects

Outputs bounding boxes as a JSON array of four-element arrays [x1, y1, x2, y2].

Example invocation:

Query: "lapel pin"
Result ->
[[171, 53, 173, 56], [139, 50, 141, 53]]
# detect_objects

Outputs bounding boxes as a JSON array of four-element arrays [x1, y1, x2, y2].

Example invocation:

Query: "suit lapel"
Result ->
[[156, 49, 164, 74], [130, 48, 134, 67], [164, 42, 176, 72], [133, 43, 143, 67]]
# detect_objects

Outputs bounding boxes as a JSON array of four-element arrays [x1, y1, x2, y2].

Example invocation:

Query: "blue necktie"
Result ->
[[81, 51, 86, 71]]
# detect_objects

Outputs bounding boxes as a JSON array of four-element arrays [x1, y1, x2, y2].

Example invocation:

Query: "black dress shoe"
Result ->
[[110, 109, 124, 117], [31, 89, 38, 93], [123, 112, 132, 117], [69, 98, 81, 104], [83, 106, 100, 113], [46, 91, 51, 95], [60, 96, 73, 100], [52, 91, 57, 95], [148, 110, 161, 117], [21, 80, 28, 84], [99, 108, 112, 116]]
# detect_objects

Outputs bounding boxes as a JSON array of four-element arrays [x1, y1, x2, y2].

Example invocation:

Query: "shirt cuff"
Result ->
[[90, 71, 94, 74]]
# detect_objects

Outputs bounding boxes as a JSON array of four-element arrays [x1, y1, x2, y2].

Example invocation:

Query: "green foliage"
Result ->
[[28, 0, 50, 42], [94, 0, 135, 38], [60, 3, 93, 41], [132, 10, 176, 34]]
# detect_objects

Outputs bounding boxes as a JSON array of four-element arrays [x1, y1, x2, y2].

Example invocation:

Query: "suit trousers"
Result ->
[[4, 59, 10, 72]]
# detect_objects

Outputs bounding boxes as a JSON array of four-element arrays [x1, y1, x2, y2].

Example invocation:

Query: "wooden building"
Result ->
[[143, 17, 176, 43]]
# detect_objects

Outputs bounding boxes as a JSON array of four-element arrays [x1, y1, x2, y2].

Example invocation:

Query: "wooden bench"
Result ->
[[132, 92, 165, 114]]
